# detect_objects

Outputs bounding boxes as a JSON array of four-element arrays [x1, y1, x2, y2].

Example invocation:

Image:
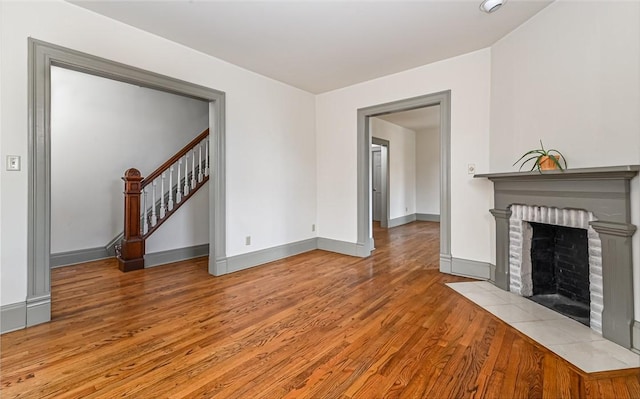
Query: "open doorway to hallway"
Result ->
[[26, 39, 226, 330], [50, 66, 210, 269], [357, 90, 451, 271], [370, 105, 441, 248]]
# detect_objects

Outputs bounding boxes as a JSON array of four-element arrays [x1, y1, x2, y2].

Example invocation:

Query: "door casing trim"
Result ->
[[26, 38, 227, 327], [357, 91, 451, 271]]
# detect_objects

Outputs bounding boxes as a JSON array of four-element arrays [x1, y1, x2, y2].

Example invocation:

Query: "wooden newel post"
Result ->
[[118, 168, 145, 272]]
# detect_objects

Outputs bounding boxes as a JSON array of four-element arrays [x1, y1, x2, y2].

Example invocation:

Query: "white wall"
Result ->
[[370, 118, 416, 220], [416, 127, 440, 215], [489, 1, 640, 318], [316, 49, 493, 262], [51, 66, 209, 253], [0, 0, 317, 306]]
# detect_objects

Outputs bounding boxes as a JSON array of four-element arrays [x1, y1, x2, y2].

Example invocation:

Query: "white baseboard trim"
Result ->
[[416, 213, 440, 222], [226, 238, 318, 274], [145, 244, 209, 268], [51, 247, 110, 268], [450, 257, 491, 280], [388, 214, 417, 228], [1, 302, 26, 333]]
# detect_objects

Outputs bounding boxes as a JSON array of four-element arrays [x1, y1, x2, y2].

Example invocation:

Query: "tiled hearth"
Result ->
[[476, 166, 640, 349], [447, 281, 640, 373]]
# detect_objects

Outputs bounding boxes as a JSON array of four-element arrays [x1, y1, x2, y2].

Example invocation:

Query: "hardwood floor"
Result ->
[[1, 221, 639, 398]]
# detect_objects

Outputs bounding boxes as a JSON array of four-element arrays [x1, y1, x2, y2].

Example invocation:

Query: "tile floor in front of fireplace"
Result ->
[[446, 281, 640, 373]]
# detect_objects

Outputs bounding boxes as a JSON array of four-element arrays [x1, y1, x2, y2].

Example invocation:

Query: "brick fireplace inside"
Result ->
[[477, 166, 639, 350], [508, 205, 601, 331]]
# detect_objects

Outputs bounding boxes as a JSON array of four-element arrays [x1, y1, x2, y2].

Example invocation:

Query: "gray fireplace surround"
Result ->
[[476, 166, 639, 349]]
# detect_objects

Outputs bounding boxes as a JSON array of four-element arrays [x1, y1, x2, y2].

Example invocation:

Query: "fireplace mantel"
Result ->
[[476, 165, 639, 349], [476, 165, 639, 181], [476, 165, 639, 223]]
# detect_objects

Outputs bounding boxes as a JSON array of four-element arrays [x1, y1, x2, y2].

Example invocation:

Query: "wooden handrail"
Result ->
[[142, 174, 208, 240], [142, 128, 209, 187], [118, 128, 210, 272]]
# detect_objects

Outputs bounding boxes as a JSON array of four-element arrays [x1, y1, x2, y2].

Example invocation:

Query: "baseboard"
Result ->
[[317, 237, 362, 257], [440, 253, 452, 273], [451, 257, 491, 280], [26, 295, 51, 327], [1, 302, 26, 333], [633, 320, 640, 353], [145, 244, 210, 268], [211, 257, 228, 276], [360, 237, 374, 256], [388, 214, 417, 228], [227, 238, 317, 274], [416, 213, 440, 222], [51, 247, 110, 268]]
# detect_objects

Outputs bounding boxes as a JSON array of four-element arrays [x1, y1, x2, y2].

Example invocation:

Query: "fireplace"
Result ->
[[476, 166, 639, 349], [509, 205, 600, 330], [529, 223, 590, 324]]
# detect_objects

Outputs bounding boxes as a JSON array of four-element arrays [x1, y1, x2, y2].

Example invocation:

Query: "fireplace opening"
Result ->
[[528, 222, 590, 326]]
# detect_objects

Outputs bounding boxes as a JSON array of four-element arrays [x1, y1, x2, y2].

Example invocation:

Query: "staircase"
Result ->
[[117, 129, 210, 272]]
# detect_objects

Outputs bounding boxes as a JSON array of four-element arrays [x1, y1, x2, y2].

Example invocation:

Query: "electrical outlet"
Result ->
[[245, 236, 251, 246], [6, 155, 20, 171], [467, 164, 476, 175], [312, 224, 316, 232]]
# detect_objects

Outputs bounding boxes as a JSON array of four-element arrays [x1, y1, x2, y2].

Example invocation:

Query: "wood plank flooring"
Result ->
[[1, 221, 639, 398]]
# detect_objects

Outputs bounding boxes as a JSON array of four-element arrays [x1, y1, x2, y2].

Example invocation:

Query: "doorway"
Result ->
[[371, 145, 383, 222], [371, 137, 389, 229], [357, 91, 451, 272], [27, 39, 226, 328]]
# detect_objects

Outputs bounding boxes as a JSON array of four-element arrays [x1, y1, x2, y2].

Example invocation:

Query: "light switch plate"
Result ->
[[467, 163, 476, 175], [6, 155, 20, 171]]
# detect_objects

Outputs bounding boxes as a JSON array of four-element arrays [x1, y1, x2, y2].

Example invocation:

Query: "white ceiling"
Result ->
[[376, 105, 441, 132], [70, 0, 552, 94]]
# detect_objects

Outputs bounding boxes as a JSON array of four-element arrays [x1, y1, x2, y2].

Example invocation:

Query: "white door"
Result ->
[[372, 147, 382, 222]]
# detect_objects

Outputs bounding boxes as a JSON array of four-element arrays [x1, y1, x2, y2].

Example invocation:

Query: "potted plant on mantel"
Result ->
[[513, 140, 567, 172]]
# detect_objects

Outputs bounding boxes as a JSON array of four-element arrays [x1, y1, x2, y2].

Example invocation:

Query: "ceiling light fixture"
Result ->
[[479, 0, 506, 13]]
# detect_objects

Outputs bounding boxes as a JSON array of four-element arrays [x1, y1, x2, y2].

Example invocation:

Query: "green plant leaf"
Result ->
[[514, 141, 567, 172], [517, 155, 541, 171], [513, 150, 546, 166]]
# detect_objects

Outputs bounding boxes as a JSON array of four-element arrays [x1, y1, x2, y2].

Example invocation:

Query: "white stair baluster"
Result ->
[[142, 187, 148, 235], [183, 152, 190, 196], [168, 165, 174, 211], [191, 148, 196, 189], [151, 180, 157, 226], [177, 158, 182, 203], [198, 142, 203, 182], [204, 137, 210, 177], [159, 172, 166, 219]]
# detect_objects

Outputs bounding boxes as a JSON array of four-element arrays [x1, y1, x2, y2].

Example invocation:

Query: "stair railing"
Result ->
[[117, 129, 210, 272]]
